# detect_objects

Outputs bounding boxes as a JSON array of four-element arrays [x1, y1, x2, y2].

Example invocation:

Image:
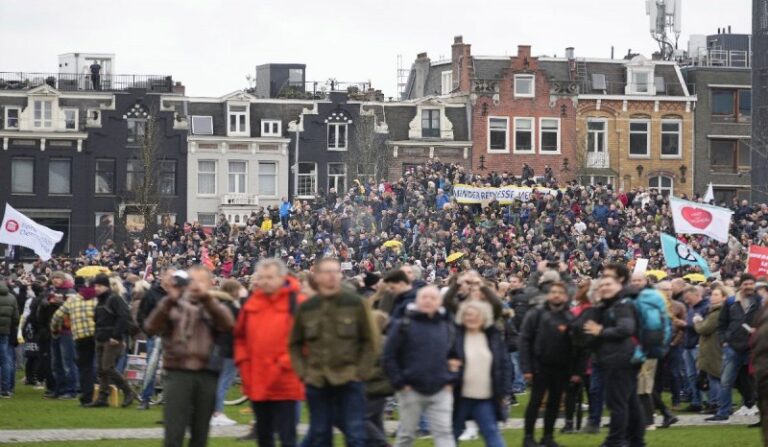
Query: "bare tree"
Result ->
[[344, 106, 391, 187]]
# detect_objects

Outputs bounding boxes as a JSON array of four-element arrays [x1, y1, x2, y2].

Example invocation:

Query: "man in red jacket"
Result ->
[[235, 258, 305, 446]]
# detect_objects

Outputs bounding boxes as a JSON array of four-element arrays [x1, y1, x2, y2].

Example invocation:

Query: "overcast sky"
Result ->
[[0, 0, 752, 98]]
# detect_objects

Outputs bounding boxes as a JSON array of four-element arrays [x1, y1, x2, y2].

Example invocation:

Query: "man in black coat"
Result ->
[[584, 264, 645, 447], [520, 281, 581, 447]]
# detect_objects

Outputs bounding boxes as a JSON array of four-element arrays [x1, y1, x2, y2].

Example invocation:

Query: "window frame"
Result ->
[[649, 175, 674, 196], [63, 108, 78, 131], [197, 160, 217, 196], [126, 118, 146, 145], [48, 158, 72, 195], [297, 162, 318, 198], [227, 103, 249, 136], [94, 158, 116, 195], [11, 157, 35, 194], [190, 115, 214, 135], [631, 70, 651, 94], [441, 71, 453, 95], [513, 117, 535, 154], [327, 162, 347, 193], [420, 109, 441, 138], [125, 159, 145, 193], [33, 100, 52, 128], [261, 119, 282, 137], [158, 160, 177, 196], [227, 160, 247, 194], [660, 119, 683, 159], [539, 117, 561, 154], [628, 119, 651, 158], [710, 139, 750, 173], [487, 116, 509, 153], [4, 106, 20, 129], [586, 118, 607, 153], [257, 161, 278, 197], [514, 74, 535, 98], [327, 122, 348, 150], [197, 213, 217, 227]]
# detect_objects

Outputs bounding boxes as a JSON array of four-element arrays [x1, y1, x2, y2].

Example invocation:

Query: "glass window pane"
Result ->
[[95, 159, 115, 194], [516, 118, 532, 130], [12, 159, 34, 193], [49, 159, 71, 194], [337, 124, 346, 146], [259, 162, 277, 195], [712, 90, 735, 114], [630, 134, 648, 155], [739, 90, 752, 116]]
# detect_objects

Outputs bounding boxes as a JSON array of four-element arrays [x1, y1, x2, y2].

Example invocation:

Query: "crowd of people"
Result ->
[[1, 161, 768, 447]]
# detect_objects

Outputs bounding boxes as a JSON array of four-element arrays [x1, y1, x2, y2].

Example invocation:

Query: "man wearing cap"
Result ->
[[85, 274, 136, 408]]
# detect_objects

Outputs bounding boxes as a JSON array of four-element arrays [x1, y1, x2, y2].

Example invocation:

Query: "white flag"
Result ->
[[703, 183, 714, 204], [669, 196, 733, 243], [0, 204, 63, 261]]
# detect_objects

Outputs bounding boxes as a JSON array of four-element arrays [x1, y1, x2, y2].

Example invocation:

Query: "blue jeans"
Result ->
[[214, 358, 236, 413], [717, 345, 751, 418], [511, 352, 526, 393], [305, 381, 366, 447], [51, 335, 78, 396], [707, 374, 722, 408], [0, 335, 13, 392], [588, 364, 604, 426], [453, 398, 504, 447], [141, 337, 160, 402], [683, 347, 701, 406]]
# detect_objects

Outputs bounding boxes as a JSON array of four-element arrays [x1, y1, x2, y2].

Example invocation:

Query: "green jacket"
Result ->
[[0, 283, 19, 336], [694, 303, 723, 378], [289, 289, 379, 388]]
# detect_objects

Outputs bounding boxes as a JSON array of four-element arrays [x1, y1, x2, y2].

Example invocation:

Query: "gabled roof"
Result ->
[[26, 84, 61, 97], [220, 90, 258, 102]]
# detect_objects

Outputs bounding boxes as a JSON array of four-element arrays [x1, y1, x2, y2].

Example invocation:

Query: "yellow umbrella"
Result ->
[[382, 240, 403, 249], [446, 252, 465, 263], [684, 273, 707, 283], [75, 266, 110, 278], [645, 270, 668, 280]]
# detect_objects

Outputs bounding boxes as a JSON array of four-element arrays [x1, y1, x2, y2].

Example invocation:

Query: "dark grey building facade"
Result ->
[[754, 0, 768, 202]]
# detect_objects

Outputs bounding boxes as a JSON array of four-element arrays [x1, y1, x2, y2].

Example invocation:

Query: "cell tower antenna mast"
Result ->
[[646, 0, 682, 60]]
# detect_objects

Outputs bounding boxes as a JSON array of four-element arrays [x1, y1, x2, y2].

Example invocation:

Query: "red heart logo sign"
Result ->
[[681, 207, 712, 229]]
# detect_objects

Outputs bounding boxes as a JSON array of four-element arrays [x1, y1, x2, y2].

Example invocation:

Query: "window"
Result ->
[[514, 74, 535, 98], [228, 161, 247, 193], [63, 109, 77, 130], [711, 88, 751, 123], [421, 109, 440, 138], [739, 90, 752, 119], [356, 163, 376, 180], [711, 139, 750, 173], [261, 120, 281, 137], [587, 119, 607, 153], [441, 71, 453, 95], [159, 160, 177, 196], [190, 116, 213, 135], [228, 104, 248, 135], [11, 158, 34, 194], [48, 159, 71, 194], [328, 123, 348, 150], [632, 71, 650, 93], [95, 159, 115, 194], [197, 160, 216, 195], [258, 162, 277, 196], [198, 213, 216, 227], [328, 163, 346, 193], [660, 120, 682, 158], [513, 117, 534, 153], [126, 160, 145, 192], [127, 119, 146, 144], [297, 162, 317, 197], [712, 89, 735, 115], [487, 117, 509, 152], [629, 120, 650, 157], [649, 176, 673, 196], [539, 118, 561, 153], [288, 68, 304, 87], [5, 107, 19, 129], [33, 100, 52, 128]]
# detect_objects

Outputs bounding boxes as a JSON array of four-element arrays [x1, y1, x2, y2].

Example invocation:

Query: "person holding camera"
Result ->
[[145, 267, 235, 447]]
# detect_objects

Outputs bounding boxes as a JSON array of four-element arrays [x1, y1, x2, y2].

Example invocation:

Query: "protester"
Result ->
[[289, 257, 378, 447], [46, 272, 79, 399], [383, 285, 457, 447], [382, 269, 416, 319], [694, 284, 728, 415], [234, 259, 305, 444], [0, 280, 19, 398], [366, 310, 395, 447], [144, 267, 235, 447], [209, 278, 243, 427], [682, 286, 709, 413]]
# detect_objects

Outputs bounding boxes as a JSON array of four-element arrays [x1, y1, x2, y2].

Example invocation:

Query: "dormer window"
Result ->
[[228, 104, 249, 136], [33, 100, 52, 128], [633, 72, 650, 94], [514, 74, 535, 98], [626, 56, 655, 95]]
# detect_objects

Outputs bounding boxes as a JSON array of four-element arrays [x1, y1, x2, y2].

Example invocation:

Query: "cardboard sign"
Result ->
[[634, 258, 649, 275], [747, 245, 768, 278]]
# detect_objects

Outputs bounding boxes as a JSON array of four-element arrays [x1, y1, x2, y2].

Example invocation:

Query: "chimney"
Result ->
[[728, 25, 732, 34], [611, 46, 615, 59], [518, 45, 532, 60], [172, 81, 185, 95], [451, 35, 472, 93], [413, 52, 431, 98], [565, 47, 575, 60]]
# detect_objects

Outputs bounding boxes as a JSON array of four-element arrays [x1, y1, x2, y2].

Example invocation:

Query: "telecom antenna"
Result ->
[[646, 0, 682, 60], [397, 54, 409, 99]]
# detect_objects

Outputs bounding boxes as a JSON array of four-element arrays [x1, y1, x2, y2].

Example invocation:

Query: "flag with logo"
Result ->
[[747, 245, 768, 278], [0, 204, 63, 261], [660, 233, 712, 277], [669, 196, 733, 243]]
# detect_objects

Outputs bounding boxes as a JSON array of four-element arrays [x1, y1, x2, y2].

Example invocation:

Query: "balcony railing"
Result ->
[[0, 72, 174, 92], [683, 49, 752, 68], [221, 194, 260, 206], [579, 80, 688, 97]]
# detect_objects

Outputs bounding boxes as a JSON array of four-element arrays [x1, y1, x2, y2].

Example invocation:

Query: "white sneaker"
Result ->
[[733, 406, 750, 417], [458, 425, 479, 441], [210, 413, 237, 427], [745, 406, 760, 417]]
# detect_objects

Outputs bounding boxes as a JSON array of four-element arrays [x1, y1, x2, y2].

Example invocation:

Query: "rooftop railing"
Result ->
[[0, 72, 174, 92]]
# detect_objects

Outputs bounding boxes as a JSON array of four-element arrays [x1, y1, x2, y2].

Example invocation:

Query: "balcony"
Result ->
[[221, 193, 259, 206], [0, 72, 174, 93], [586, 151, 610, 169]]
